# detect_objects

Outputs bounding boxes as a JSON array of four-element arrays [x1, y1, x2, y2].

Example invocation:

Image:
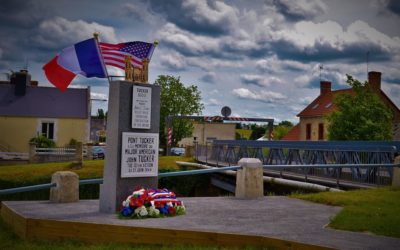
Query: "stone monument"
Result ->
[[99, 53, 160, 213]]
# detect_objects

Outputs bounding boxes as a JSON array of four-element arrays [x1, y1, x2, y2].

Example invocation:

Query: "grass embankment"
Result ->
[[0, 156, 193, 200], [292, 187, 400, 238]]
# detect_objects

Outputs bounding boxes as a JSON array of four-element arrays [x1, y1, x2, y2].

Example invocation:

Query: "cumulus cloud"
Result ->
[[200, 72, 216, 83], [158, 51, 187, 70], [33, 17, 118, 49], [232, 88, 286, 103], [91, 92, 108, 101], [256, 55, 309, 73], [240, 74, 282, 87], [206, 98, 221, 106], [147, 0, 239, 35], [272, 0, 328, 21], [272, 20, 400, 62]]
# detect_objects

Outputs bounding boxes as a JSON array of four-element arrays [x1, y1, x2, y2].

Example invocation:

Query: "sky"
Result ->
[[1, 0, 400, 124]]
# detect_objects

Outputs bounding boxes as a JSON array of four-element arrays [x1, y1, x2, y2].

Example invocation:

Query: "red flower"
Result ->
[[168, 206, 175, 215]]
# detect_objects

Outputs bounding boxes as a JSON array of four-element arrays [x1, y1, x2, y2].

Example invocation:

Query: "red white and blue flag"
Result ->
[[42, 38, 107, 91], [43, 38, 156, 91], [99, 41, 155, 70]]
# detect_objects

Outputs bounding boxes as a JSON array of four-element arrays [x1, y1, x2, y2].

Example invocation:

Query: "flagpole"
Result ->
[[93, 32, 112, 84]]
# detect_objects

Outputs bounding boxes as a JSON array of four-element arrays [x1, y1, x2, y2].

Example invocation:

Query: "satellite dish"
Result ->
[[221, 106, 231, 118]]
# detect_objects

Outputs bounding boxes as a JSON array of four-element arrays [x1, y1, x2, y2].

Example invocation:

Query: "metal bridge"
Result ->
[[195, 140, 400, 187]]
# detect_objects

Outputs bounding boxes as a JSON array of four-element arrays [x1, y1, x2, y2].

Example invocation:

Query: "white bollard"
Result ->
[[235, 158, 264, 199]]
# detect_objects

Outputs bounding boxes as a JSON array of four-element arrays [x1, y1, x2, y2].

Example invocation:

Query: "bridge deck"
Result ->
[[2, 197, 399, 249]]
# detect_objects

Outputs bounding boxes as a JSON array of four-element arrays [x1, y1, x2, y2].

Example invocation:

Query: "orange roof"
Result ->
[[281, 124, 300, 141], [298, 88, 400, 118], [297, 89, 353, 117]]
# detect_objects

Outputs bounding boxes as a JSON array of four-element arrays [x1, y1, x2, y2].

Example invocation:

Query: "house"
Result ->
[[283, 71, 400, 141], [0, 70, 91, 153], [178, 122, 236, 146]]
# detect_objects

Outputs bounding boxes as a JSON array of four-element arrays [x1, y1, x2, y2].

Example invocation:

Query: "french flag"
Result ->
[[43, 38, 107, 91]]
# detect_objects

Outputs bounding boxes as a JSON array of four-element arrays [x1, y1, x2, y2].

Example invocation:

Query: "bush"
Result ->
[[29, 135, 56, 148]]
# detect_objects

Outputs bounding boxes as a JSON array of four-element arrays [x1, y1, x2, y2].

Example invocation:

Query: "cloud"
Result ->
[[90, 92, 108, 101], [271, 20, 400, 63], [387, 0, 400, 15], [200, 72, 216, 83], [158, 51, 187, 71], [147, 0, 239, 36], [206, 98, 221, 106], [272, 0, 327, 21], [232, 88, 286, 103], [256, 55, 309, 73], [240, 74, 282, 87], [33, 17, 118, 49]]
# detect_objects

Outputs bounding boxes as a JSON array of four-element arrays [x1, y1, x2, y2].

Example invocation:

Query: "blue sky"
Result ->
[[1, 0, 399, 124]]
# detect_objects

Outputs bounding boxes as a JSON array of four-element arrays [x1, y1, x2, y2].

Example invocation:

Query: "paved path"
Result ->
[[3, 197, 400, 249]]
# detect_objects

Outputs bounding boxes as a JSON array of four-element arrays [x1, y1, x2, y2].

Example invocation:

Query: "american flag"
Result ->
[[99, 41, 155, 70]]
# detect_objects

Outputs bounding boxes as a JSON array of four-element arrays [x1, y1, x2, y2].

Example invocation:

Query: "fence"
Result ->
[[195, 140, 399, 186], [29, 144, 82, 163]]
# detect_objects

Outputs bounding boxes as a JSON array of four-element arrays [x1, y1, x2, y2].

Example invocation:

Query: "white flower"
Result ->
[[148, 207, 160, 217], [134, 206, 148, 217]]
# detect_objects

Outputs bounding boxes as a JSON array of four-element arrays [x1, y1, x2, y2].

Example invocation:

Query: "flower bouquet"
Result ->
[[120, 188, 185, 219]]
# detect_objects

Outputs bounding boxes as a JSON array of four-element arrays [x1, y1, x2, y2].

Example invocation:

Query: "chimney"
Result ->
[[368, 71, 381, 92], [320, 81, 331, 95], [11, 70, 31, 96]]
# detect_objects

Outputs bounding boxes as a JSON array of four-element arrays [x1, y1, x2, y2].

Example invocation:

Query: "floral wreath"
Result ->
[[120, 188, 185, 219]]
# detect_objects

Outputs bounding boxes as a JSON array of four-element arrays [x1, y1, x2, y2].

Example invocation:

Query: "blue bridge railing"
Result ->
[[195, 140, 399, 185]]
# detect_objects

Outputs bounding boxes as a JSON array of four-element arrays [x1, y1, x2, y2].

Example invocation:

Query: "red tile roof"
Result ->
[[281, 124, 300, 141], [297, 88, 354, 117], [297, 88, 400, 118]]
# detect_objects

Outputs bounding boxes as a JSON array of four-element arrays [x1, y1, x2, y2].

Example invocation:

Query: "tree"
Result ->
[[273, 121, 294, 140], [326, 75, 393, 140], [155, 75, 204, 147], [250, 125, 266, 140], [97, 109, 105, 119]]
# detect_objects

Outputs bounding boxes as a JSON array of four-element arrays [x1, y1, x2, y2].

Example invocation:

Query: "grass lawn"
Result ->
[[0, 156, 194, 185], [291, 187, 400, 238]]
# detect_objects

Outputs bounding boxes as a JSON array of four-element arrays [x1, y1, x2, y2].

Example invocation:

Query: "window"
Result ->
[[312, 103, 319, 109], [306, 124, 311, 140], [325, 102, 332, 108], [318, 123, 324, 140], [41, 122, 55, 140]]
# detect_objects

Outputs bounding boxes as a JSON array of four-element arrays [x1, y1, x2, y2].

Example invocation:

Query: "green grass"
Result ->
[[0, 156, 193, 185], [291, 187, 400, 238]]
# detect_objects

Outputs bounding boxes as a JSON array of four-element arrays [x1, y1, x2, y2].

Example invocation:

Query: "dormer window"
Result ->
[[325, 102, 332, 108], [312, 103, 319, 109]]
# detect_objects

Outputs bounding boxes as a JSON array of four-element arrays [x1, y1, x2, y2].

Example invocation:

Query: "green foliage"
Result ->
[[155, 75, 204, 147], [97, 108, 105, 119], [29, 135, 56, 148], [292, 187, 400, 238], [326, 75, 393, 140], [278, 120, 293, 127], [273, 125, 292, 140], [249, 125, 266, 140]]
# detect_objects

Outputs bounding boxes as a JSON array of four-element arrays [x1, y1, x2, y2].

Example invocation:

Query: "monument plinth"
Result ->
[[99, 81, 160, 213]]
